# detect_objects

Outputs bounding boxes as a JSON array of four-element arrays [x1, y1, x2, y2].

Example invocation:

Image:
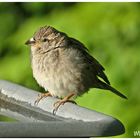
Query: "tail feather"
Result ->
[[97, 80, 127, 99]]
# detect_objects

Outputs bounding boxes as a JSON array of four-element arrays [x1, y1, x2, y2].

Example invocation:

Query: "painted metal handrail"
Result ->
[[0, 80, 125, 137]]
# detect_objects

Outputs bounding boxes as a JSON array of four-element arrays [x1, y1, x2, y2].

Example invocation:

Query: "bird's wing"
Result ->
[[69, 37, 110, 85]]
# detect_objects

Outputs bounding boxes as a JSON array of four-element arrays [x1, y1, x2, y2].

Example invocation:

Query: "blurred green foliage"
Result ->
[[0, 115, 16, 122], [0, 2, 140, 138]]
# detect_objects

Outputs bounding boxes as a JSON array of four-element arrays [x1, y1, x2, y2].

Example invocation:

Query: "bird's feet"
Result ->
[[53, 93, 76, 115], [34, 92, 52, 105]]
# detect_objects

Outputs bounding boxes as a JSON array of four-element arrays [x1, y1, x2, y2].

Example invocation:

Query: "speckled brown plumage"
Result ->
[[25, 26, 127, 113]]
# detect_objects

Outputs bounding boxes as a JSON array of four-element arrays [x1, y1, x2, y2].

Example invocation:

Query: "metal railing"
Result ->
[[0, 80, 125, 137]]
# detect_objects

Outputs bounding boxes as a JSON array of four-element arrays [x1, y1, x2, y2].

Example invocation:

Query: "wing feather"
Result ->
[[69, 37, 110, 85]]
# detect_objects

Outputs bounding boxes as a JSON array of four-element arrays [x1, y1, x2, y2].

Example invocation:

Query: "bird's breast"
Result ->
[[31, 48, 93, 97], [31, 51, 59, 91]]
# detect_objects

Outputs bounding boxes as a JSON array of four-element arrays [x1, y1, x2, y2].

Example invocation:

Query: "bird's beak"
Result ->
[[25, 38, 35, 46]]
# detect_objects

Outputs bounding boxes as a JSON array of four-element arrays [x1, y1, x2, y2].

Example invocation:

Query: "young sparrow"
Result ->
[[25, 26, 127, 113]]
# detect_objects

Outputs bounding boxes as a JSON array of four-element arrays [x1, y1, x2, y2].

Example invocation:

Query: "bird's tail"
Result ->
[[97, 80, 127, 99]]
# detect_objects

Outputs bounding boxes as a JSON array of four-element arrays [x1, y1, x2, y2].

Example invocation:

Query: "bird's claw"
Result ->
[[34, 94, 42, 105], [52, 100, 66, 115], [52, 99, 77, 115], [34, 92, 51, 106]]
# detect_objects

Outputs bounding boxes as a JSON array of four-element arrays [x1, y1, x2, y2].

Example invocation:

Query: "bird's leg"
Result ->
[[34, 92, 52, 105], [53, 93, 76, 115]]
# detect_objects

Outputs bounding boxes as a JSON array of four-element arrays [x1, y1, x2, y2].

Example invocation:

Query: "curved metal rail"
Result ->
[[0, 80, 125, 137]]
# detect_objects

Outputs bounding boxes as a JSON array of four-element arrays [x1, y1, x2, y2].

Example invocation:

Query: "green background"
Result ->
[[0, 2, 140, 138]]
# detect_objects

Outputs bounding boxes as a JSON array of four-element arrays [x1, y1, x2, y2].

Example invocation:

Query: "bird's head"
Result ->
[[25, 26, 67, 52]]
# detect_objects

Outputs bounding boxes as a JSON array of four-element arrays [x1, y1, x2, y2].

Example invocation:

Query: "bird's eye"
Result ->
[[42, 38, 48, 42]]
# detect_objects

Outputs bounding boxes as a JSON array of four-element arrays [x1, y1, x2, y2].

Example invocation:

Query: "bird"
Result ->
[[25, 25, 127, 114]]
